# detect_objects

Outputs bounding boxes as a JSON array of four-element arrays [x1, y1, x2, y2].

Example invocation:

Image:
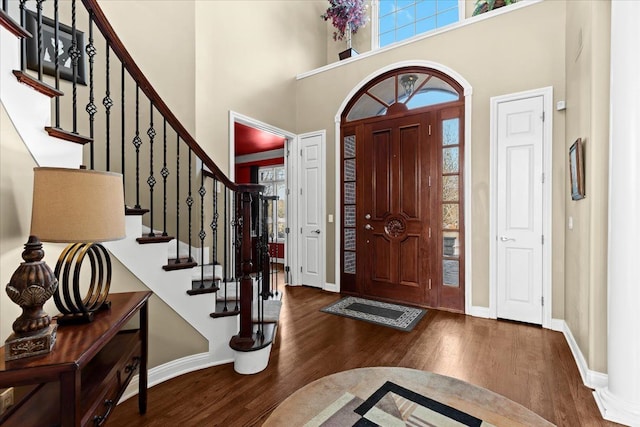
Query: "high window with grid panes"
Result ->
[[377, 0, 462, 48], [258, 166, 286, 242]]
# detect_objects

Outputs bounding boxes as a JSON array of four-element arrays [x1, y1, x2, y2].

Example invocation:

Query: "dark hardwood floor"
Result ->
[[110, 285, 619, 426]]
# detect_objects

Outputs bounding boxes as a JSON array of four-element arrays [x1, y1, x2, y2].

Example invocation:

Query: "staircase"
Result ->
[[0, 0, 281, 383]]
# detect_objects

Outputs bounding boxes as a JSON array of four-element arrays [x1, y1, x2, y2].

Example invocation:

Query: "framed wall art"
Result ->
[[569, 138, 585, 200], [24, 10, 87, 85]]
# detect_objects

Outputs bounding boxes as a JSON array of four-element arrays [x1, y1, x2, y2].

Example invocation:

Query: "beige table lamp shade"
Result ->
[[30, 167, 125, 242]]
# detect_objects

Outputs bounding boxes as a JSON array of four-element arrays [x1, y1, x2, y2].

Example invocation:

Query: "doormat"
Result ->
[[320, 297, 426, 331]]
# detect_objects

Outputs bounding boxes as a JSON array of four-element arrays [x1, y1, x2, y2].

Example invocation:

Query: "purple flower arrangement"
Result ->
[[321, 0, 369, 42]]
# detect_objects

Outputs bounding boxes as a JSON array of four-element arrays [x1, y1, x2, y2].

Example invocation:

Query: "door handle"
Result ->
[[364, 224, 374, 230], [499, 236, 515, 242], [312, 229, 321, 234], [365, 213, 371, 220]]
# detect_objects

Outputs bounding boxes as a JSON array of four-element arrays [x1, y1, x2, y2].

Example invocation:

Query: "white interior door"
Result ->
[[298, 132, 325, 288], [496, 95, 544, 324]]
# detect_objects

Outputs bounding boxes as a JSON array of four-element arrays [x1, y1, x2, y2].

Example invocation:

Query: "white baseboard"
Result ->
[[593, 387, 640, 426], [467, 305, 491, 318], [559, 320, 608, 390], [119, 353, 233, 403], [324, 282, 339, 293], [549, 318, 565, 332]]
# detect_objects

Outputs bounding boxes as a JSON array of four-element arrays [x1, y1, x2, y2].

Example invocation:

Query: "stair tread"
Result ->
[[125, 206, 149, 215], [13, 71, 64, 98], [45, 126, 92, 144], [163, 257, 198, 271], [0, 9, 32, 38], [136, 234, 174, 244]]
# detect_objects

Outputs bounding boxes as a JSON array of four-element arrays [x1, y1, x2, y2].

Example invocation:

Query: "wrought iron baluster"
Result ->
[[211, 178, 218, 266], [146, 102, 156, 237], [186, 148, 193, 262], [175, 135, 181, 262], [234, 191, 241, 312], [70, 0, 79, 133], [85, 13, 96, 169], [121, 64, 125, 182], [199, 165, 206, 285], [103, 41, 113, 171], [53, 0, 60, 127], [161, 119, 169, 236], [223, 186, 228, 310], [35, 0, 43, 80], [19, 0, 27, 71], [133, 84, 142, 209]]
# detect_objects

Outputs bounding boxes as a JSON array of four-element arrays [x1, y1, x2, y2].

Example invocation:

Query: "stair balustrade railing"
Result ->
[[1, 0, 271, 351]]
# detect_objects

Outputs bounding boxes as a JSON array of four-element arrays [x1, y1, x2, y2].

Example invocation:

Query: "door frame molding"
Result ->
[[332, 60, 474, 312], [489, 86, 553, 328], [228, 111, 298, 282]]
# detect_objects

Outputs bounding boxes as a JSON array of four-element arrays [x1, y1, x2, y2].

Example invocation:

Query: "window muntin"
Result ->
[[258, 165, 286, 241], [378, 0, 461, 48], [345, 69, 461, 122]]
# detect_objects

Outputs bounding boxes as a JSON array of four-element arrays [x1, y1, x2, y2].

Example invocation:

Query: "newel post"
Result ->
[[230, 184, 263, 350]]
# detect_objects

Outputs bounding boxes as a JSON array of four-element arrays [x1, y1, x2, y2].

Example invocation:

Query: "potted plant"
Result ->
[[473, 0, 518, 16], [321, 0, 369, 60]]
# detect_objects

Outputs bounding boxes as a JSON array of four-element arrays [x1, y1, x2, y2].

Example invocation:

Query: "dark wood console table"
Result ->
[[0, 291, 152, 426]]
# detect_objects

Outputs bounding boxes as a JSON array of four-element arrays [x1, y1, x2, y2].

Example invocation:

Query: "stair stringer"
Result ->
[[105, 216, 238, 364], [0, 25, 82, 168]]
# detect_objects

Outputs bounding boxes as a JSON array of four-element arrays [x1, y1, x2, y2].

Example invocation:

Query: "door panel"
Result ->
[[399, 126, 419, 219], [359, 115, 432, 305], [496, 96, 543, 324], [373, 131, 391, 219], [300, 133, 324, 288]]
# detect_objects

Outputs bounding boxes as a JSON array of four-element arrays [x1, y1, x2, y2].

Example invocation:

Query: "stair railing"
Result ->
[[1, 0, 269, 351]]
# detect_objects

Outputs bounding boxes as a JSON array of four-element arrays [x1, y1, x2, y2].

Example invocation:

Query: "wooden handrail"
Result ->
[[81, 0, 236, 190]]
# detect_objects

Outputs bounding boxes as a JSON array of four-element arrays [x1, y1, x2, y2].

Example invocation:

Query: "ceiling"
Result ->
[[234, 122, 285, 156]]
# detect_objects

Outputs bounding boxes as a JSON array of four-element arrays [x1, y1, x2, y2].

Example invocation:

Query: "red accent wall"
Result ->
[[268, 242, 284, 259], [235, 157, 284, 184]]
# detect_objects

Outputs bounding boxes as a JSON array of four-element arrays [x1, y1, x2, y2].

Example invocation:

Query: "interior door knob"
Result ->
[[499, 236, 515, 242], [312, 229, 321, 234]]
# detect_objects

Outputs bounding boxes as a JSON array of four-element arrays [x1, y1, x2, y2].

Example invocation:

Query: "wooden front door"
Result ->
[[357, 114, 434, 306]]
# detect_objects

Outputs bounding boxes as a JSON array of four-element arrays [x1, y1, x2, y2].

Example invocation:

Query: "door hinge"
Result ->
[[285, 227, 290, 234], [541, 111, 545, 122], [541, 296, 544, 306], [300, 266, 303, 273], [286, 188, 290, 195], [428, 124, 432, 136], [286, 149, 290, 157], [541, 235, 544, 245], [300, 227, 303, 234], [300, 188, 302, 195], [541, 172, 545, 183], [300, 149, 303, 156], [428, 279, 432, 290]]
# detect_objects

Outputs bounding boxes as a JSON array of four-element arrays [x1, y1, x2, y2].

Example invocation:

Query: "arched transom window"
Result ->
[[344, 69, 462, 122]]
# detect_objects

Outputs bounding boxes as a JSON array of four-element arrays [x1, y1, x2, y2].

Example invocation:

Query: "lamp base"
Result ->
[[4, 324, 57, 361]]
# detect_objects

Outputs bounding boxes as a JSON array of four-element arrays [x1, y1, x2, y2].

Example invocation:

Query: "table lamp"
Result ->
[[4, 167, 125, 360]]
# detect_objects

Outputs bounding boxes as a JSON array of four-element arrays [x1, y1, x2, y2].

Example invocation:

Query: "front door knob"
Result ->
[[364, 224, 374, 230]]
